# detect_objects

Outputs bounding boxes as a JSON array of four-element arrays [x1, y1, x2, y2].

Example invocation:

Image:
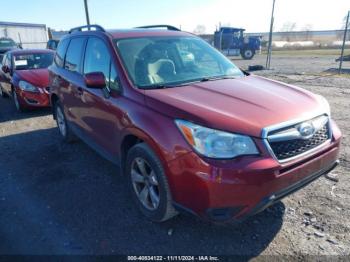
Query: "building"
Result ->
[[0, 21, 48, 49]]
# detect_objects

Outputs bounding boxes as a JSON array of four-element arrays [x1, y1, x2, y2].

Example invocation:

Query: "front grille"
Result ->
[[269, 123, 330, 160]]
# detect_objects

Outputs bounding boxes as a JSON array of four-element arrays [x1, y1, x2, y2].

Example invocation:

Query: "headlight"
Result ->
[[175, 120, 259, 159], [18, 80, 39, 92]]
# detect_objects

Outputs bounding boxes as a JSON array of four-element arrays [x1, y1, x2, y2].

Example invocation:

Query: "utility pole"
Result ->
[[339, 10, 349, 74], [266, 0, 276, 69], [84, 0, 91, 26]]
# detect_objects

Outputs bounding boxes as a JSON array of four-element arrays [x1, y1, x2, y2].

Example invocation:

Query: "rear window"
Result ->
[[14, 53, 54, 70], [64, 37, 85, 73]]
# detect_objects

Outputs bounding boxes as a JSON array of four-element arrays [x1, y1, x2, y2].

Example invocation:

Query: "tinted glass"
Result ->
[[108, 64, 120, 91], [84, 38, 120, 91], [14, 53, 54, 70], [54, 38, 69, 68], [65, 37, 85, 72], [84, 38, 110, 79], [3, 54, 11, 68], [115, 36, 243, 89], [0, 38, 16, 48]]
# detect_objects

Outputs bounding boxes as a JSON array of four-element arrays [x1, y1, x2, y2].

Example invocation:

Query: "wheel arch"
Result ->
[[119, 127, 169, 176]]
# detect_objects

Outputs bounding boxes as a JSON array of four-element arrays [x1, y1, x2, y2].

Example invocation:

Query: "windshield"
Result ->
[[14, 53, 54, 70], [0, 39, 16, 48], [115, 36, 244, 89]]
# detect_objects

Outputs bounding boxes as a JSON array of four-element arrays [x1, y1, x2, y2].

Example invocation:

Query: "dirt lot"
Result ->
[[0, 52, 349, 258]]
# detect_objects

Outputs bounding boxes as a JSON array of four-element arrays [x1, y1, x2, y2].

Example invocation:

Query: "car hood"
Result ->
[[15, 69, 49, 88], [144, 75, 328, 138]]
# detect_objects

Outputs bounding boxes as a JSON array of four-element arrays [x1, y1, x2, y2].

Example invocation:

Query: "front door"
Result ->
[[79, 37, 124, 160]]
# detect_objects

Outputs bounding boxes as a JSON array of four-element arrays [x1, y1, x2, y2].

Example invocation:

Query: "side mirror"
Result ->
[[84, 72, 106, 89], [2, 65, 10, 73]]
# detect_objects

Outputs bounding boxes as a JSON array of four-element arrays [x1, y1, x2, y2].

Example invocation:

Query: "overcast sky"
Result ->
[[0, 0, 349, 32]]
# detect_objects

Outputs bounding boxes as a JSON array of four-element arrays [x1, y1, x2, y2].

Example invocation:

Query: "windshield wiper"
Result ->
[[139, 76, 237, 89], [138, 84, 169, 90], [199, 75, 236, 82]]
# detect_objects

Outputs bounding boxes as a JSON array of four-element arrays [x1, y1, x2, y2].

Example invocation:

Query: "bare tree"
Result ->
[[280, 22, 297, 32], [193, 25, 206, 35], [302, 24, 313, 41], [280, 22, 297, 41]]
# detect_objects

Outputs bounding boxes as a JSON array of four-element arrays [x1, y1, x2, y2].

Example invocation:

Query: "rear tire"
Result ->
[[241, 48, 255, 60], [126, 143, 178, 222], [54, 101, 76, 143]]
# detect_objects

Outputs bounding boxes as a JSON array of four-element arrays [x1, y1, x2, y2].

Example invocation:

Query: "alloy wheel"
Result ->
[[131, 157, 160, 211]]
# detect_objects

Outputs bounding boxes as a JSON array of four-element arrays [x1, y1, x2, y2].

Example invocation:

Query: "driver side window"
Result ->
[[84, 37, 120, 91]]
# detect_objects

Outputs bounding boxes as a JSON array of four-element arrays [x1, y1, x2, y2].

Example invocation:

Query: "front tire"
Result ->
[[12, 89, 24, 112], [54, 101, 76, 143], [126, 143, 178, 222]]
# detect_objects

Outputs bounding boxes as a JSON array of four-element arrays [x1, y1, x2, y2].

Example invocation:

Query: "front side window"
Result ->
[[13, 53, 54, 70], [108, 64, 119, 91], [64, 37, 85, 73], [84, 37, 110, 79], [115, 36, 244, 89], [84, 37, 120, 91]]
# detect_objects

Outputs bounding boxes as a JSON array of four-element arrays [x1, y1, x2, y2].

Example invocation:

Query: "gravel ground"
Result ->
[[0, 53, 349, 258]]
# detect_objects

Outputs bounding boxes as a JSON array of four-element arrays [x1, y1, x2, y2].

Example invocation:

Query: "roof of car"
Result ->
[[65, 28, 195, 40], [107, 29, 195, 39], [8, 49, 54, 55]]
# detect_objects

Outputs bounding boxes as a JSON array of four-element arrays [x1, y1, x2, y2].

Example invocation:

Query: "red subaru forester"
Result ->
[[49, 25, 341, 223]]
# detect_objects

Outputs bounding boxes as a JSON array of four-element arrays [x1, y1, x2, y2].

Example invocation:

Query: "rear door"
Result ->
[[59, 37, 87, 132]]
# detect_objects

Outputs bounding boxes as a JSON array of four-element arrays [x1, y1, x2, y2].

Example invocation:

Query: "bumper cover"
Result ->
[[168, 136, 341, 222]]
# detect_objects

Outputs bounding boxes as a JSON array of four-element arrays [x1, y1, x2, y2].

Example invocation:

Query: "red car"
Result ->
[[0, 49, 54, 111], [49, 25, 341, 223]]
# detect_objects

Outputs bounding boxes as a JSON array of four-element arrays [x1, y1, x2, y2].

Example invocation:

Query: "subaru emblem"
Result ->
[[298, 122, 315, 139]]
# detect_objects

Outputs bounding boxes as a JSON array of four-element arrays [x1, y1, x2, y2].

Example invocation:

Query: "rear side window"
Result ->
[[64, 37, 85, 73], [54, 38, 69, 68]]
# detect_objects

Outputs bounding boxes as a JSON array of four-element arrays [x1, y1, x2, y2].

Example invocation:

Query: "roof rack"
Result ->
[[136, 25, 181, 31], [69, 24, 106, 34]]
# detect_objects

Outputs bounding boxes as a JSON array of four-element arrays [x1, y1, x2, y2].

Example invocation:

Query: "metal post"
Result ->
[[339, 11, 349, 74], [84, 0, 91, 26], [17, 32, 23, 48], [266, 0, 276, 69]]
